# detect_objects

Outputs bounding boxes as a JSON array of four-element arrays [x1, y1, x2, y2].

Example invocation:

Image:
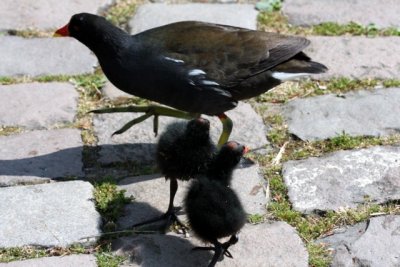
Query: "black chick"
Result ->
[[131, 117, 216, 230], [185, 141, 248, 267]]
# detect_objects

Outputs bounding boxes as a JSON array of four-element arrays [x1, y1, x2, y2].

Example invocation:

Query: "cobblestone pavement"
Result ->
[[0, 0, 399, 266]]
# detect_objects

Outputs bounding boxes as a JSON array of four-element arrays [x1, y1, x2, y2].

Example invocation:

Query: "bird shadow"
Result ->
[[0, 143, 159, 186], [112, 233, 213, 267]]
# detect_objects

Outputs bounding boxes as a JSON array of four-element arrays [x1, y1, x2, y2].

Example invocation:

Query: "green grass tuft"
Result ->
[[93, 178, 133, 232], [258, 11, 400, 37]]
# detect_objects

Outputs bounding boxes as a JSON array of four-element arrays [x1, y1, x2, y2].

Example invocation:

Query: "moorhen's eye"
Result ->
[[73, 25, 80, 32]]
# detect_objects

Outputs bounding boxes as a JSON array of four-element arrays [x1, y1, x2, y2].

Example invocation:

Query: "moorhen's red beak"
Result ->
[[54, 24, 69, 37]]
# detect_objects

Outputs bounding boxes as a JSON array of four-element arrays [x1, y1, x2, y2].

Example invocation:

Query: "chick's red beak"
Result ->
[[243, 146, 250, 154], [54, 24, 70, 37]]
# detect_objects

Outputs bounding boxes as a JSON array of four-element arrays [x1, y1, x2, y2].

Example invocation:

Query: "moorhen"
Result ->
[[131, 118, 216, 231], [185, 141, 248, 267], [55, 13, 327, 145]]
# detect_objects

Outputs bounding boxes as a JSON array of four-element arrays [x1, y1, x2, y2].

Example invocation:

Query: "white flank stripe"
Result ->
[[202, 80, 219, 86], [164, 56, 184, 63], [189, 69, 206, 76], [271, 72, 311, 81]]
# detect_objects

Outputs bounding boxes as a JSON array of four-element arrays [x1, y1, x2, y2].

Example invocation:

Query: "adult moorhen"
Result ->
[[185, 141, 248, 267], [131, 118, 216, 231], [55, 13, 327, 145]]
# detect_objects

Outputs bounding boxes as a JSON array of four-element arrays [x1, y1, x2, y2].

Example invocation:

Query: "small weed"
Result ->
[[0, 126, 23, 136], [93, 178, 133, 231], [96, 244, 126, 267], [103, 0, 138, 29], [248, 214, 265, 224]]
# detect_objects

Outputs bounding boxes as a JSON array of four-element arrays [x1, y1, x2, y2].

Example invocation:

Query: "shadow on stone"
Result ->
[[112, 234, 212, 267], [0, 143, 158, 186]]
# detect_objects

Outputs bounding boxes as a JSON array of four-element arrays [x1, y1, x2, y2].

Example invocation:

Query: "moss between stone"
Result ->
[[256, 78, 400, 104], [258, 11, 400, 37], [0, 126, 23, 136], [102, 0, 138, 30], [250, 152, 400, 267], [250, 102, 400, 266], [0, 245, 87, 263]]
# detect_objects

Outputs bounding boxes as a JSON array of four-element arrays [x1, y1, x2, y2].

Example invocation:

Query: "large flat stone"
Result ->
[[129, 3, 258, 34], [283, 146, 400, 213], [0, 255, 97, 267], [0, 0, 112, 30], [0, 82, 78, 129], [0, 129, 84, 186], [113, 221, 308, 267], [93, 102, 269, 164], [305, 37, 400, 80], [0, 181, 101, 247], [283, 0, 400, 28], [317, 215, 400, 267], [117, 161, 268, 229], [0, 36, 96, 77], [284, 88, 400, 141]]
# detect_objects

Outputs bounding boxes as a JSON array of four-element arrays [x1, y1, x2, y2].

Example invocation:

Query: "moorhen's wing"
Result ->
[[138, 21, 310, 88]]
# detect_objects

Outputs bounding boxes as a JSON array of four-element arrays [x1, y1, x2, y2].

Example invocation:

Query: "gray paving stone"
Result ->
[[284, 88, 400, 141], [0, 181, 101, 247], [0, 129, 84, 186], [0, 36, 96, 77], [101, 81, 132, 99], [282, 0, 400, 28], [113, 221, 308, 267], [117, 161, 267, 228], [317, 215, 400, 267], [0, 82, 78, 129], [283, 146, 400, 213], [0, 0, 112, 31], [0, 254, 97, 267], [129, 3, 258, 34], [305, 36, 400, 80], [93, 102, 269, 164]]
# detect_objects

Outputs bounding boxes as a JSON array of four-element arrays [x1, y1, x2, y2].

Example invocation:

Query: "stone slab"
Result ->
[[284, 88, 400, 141], [283, 146, 400, 213], [0, 0, 112, 31], [0, 255, 97, 267], [117, 161, 268, 229], [0, 36, 96, 77], [129, 3, 258, 34], [283, 0, 400, 28], [113, 221, 308, 267], [93, 102, 269, 164], [0, 129, 84, 186], [0, 181, 101, 247], [0, 82, 78, 129], [304, 36, 400, 80], [317, 215, 400, 267], [101, 81, 132, 99]]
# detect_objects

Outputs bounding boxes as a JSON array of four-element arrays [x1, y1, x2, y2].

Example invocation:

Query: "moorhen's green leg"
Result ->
[[90, 104, 196, 136], [90, 104, 234, 146], [217, 113, 233, 148], [128, 178, 187, 233], [192, 235, 239, 267]]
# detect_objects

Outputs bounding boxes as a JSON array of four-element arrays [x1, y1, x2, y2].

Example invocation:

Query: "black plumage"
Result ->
[[131, 118, 216, 230], [185, 141, 247, 267], [55, 13, 327, 145]]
